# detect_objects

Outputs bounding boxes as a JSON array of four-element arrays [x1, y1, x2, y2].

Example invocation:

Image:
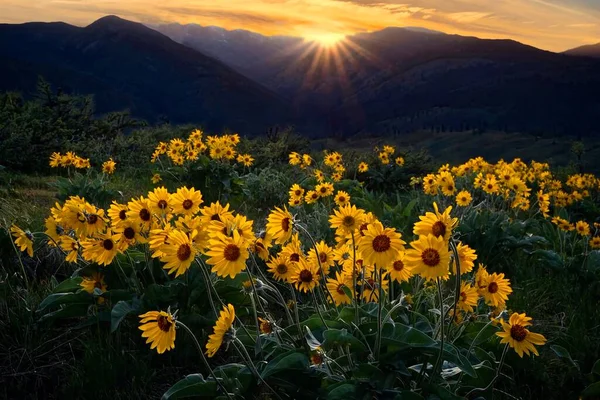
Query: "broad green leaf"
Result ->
[[551, 345, 579, 370], [380, 322, 437, 348], [111, 299, 140, 333], [326, 383, 356, 399], [261, 351, 309, 379], [581, 382, 600, 398], [38, 292, 92, 311], [52, 277, 83, 293], [161, 374, 217, 399], [38, 303, 90, 323], [592, 359, 600, 376], [322, 328, 367, 352]]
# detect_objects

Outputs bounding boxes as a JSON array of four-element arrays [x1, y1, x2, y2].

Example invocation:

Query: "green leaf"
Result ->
[[393, 391, 425, 400], [38, 303, 90, 323], [52, 277, 83, 293], [380, 322, 437, 348], [322, 328, 367, 352], [161, 374, 217, 399], [592, 359, 600, 375], [581, 382, 600, 398], [261, 351, 309, 379], [325, 383, 356, 399], [402, 198, 418, 217], [111, 299, 140, 333], [533, 249, 564, 270], [38, 292, 92, 311], [551, 345, 579, 370]]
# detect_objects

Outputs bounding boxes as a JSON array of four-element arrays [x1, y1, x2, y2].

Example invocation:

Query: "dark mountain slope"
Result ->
[[0, 16, 294, 133], [564, 42, 600, 58]]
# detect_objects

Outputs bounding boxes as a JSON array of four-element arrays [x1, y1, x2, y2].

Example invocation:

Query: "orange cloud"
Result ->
[[0, 0, 599, 51]]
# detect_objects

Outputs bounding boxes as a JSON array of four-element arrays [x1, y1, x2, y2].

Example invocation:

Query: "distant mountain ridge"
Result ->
[[1, 16, 600, 137], [564, 42, 600, 58], [155, 22, 600, 137], [0, 15, 295, 133]]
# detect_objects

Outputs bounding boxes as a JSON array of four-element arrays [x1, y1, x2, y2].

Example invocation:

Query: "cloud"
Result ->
[[0, 0, 599, 51]]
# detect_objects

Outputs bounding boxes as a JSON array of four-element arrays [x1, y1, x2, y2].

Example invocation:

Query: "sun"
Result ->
[[305, 32, 346, 47]]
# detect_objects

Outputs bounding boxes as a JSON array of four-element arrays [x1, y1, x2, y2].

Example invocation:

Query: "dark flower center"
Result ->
[[336, 284, 346, 295], [119, 210, 127, 220], [421, 248, 441, 267], [158, 200, 168, 209], [372, 235, 391, 252], [510, 324, 527, 342], [295, 190, 302, 196], [281, 217, 291, 232], [460, 292, 467, 302], [94, 281, 103, 289], [157, 314, 172, 332], [276, 264, 288, 275], [431, 221, 447, 238], [488, 282, 499, 294], [87, 214, 99, 225], [393, 260, 404, 271], [211, 214, 221, 221], [343, 216, 356, 227], [139, 209, 151, 222], [177, 244, 192, 261], [102, 239, 114, 251], [182, 199, 193, 210], [299, 269, 313, 283], [124, 227, 135, 240], [289, 253, 300, 262], [319, 252, 328, 263], [224, 244, 241, 261], [338, 196, 346, 203]]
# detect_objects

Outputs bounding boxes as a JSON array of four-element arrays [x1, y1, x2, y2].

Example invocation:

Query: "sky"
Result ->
[[1, 0, 599, 51]]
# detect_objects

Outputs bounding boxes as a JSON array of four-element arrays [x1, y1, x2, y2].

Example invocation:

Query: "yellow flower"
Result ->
[[237, 153, 254, 167], [114, 220, 146, 249], [305, 190, 320, 204], [379, 152, 390, 164], [302, 154, 313, 167], [206, 304, 235, 358], [551, 216, 574, 232], [457, 282, 478, 313], [382, 145, 395, 155], [289, 152, 302, 166], [361, 272, 389, 302], [413, 203, 458, 242], [280, 234, 305, 264], [160, 229, 198, 277], [200, 201, 233, 225], [590, 236, 600, 249], [388, 252, 414, 283], [358, 162, 369, 173], [329, 204, 366, 236], [456, 190, 472, 207], [49, 152, 62, 168], [171, 187, 203, 216], [266, 206, 293, 245], [258, 317, 273, 334], [575, 220, 590, 236], [206, 231, 249, 278], [316, 182, 334, 197], [77, 203, 107, 238], [314, 169, 325, 182], [451, 242, 477, 274], [81, 231, 120, 266], [80, 272, 107, 303], [102, 158, 116, 174], [404, 234, 451, 281], [289, 184, 305, 200], [395, 156, 405, 166], [290, 258, 320, 293], [108, 201, 129, 227], [147, 187, 172, 215], [59, 235, 79, 263], [478, 272, 512, 307], [127, 197, 153, 230], [267, 253, 294, 282], [307, 240, 335, 275], [326, 271, 353, 305], [139, 310, 176, 354], [334, 191, 351, 207], [152, 174, 162, 184], [10, 225, 34, 257], [496, 312, 546, 357], [482, 175, 500, 195], [358, 221, 405, 268], [44, 216, 62, 247], [332, 172, 342, 182]]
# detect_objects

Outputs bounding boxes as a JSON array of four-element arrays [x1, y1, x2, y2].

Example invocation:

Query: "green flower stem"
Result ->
[[249, 253, 294, 326], [289, 284, 303, 341], [295, 223, 335, 305], [233, 338, 283, 400], [444, 239, 461, 324], [375, 266, 384, 360], [8, 230, 30, 292], [465, 344, 509, 398], [175, 320, 233, 400], [311, 290, 329, 330], [431, 278, 445, 382], [351, 232, 359, 326]]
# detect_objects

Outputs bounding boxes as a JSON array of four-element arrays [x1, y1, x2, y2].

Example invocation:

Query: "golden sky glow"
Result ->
[[1, 0, 599, 51]]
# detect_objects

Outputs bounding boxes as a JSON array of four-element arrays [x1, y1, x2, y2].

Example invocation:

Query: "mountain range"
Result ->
[[1, 15, 600, 137]]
